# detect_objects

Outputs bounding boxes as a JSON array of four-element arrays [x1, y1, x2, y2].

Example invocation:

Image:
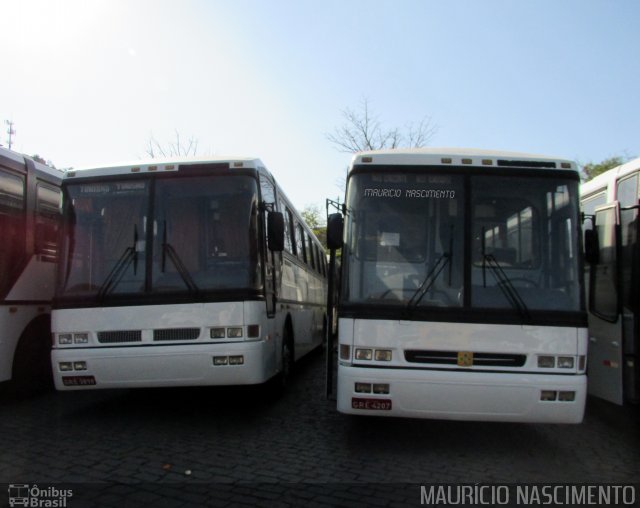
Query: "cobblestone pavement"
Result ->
[[1, 349, 639, 507]]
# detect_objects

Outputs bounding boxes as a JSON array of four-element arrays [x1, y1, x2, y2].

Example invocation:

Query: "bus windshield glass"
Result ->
[[58, 175, 261, 299], [344, 172, 465, 308], [343, 170, 582, 314]]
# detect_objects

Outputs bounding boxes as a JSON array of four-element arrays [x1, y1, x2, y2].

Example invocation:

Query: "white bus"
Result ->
[[326, 148, 587, 423], [51, 157, 327, 390], [580, 157, 639, 405], [0, 146, 62, 392]]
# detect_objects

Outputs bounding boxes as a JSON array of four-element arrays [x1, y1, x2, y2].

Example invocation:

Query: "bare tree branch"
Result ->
[[327, 98, 437, 154], [406, 116, 438, 148], [145, 131, 199, 158]]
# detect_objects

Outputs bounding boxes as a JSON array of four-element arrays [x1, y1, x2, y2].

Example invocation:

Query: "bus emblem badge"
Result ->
[[457, 351, 473, 367]]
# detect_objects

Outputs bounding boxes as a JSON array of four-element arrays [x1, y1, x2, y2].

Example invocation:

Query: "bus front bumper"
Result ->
[[337, 364, 587, 424], [51, 341, 273, 390]]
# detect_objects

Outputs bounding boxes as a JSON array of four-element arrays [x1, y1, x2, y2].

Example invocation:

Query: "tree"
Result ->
[[581, 156, 627, 181], [146, 130, 199, 158], [301, 204, 327, 250], [301, 204, 324, 229], [31, 154, 56, 169], [326, 98, 437, 153]]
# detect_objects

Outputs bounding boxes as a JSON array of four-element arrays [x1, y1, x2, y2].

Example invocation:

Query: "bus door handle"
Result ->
[[611, 341, 620, 348], [589, 337, 597, 343]]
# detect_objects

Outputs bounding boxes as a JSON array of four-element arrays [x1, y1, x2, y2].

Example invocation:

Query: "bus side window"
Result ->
[[0, 169, 25, 295], [581, 192, 607, 233], [617, 174, 638, 208], [259, 175, 277, 243], [306, 234, 316, 270], [295, 223, 306, 264], [280, 202, 295, 255], [314, 244, 322, 275], [35, 182, 61, 263], [591, 206, 619, 322]]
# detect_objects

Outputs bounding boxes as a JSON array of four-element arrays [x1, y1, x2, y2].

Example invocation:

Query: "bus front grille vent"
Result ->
[[404, 350, 526, 367], [98, 330, 142, 343], [153, 328, 201, 341]]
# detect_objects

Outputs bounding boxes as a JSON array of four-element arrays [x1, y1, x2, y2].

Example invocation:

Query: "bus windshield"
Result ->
[[343, 170, 582, 315], [58, 175, 261, 300]]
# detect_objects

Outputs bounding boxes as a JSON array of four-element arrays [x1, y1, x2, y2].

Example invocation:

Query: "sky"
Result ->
[[1, 0, 638, 212]]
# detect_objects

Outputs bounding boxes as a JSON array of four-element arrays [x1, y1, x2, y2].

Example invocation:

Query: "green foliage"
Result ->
[[31, 154, 56, 168], [301, 205, 323, 229], [301, 205, 327, 250], [581, 156, 625, 181]]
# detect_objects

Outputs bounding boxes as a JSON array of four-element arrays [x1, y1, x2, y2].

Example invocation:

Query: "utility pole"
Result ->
[[5, 120, 15, 149]]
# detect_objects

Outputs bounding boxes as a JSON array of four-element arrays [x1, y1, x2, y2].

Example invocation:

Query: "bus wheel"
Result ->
[[280, 325, 294, 388], [11, 317, 53, 397]]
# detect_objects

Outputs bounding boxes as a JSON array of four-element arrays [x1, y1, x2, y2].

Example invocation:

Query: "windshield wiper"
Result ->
[[161, 221, 199, 294], [483, 254, 530, 321], [97, 225, 138, 300], [407, 226, 455, 309], [407, 252, 450, 308], [480, 226, 529, 321]]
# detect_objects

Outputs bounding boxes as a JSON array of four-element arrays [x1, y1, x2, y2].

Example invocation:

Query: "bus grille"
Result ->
[[404, 350, 526, 367], [98, 330, 142, 343], [153, 328, 201, 341]]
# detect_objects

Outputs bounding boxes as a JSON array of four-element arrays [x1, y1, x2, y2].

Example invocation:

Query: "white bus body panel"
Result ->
[[5, 257, 56, 302], [337, 318, 587, 423], [52, 341, 273, 389], [52, 301, 280, 390], [280, 257, 326, 358], [585, 311, 624, 405]]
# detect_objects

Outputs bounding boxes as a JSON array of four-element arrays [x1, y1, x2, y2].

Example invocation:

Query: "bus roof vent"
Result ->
[[496, 159, 557, 169]]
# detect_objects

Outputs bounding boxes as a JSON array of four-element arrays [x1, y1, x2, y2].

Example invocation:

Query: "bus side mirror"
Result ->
[[267, 211, 285, 252], [584, 229, 599, 265], [327, 213, 344, 250]]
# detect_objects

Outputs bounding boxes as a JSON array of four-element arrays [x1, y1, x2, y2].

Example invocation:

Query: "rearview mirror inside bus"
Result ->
[[584, 228, 599, 265], [267, 211, 285, 252], [327, 213, 344, 250]]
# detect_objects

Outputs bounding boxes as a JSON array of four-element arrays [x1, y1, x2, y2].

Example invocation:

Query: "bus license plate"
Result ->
[[352, 398, 392, 411], [62, 375, 96, 387]]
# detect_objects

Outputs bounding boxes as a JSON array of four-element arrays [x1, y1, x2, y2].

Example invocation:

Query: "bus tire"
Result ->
[[266, 322, 294, 398], [10, 316, 53, 396], [280, 322, 294, 388]]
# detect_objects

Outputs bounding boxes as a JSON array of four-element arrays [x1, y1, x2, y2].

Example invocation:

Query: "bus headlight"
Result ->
[[229, 355, 244, 365], [537, 356, 555, 368], [540, 390, 557, 401], [355, 348, 373, 360], [74, 333, 89, 344], [58, 334, 73, 345], [227, 327, 243, 339], [210, 328, 226, 339], [538, 355, 576, 369], [355, 382, 372, 393], [558, 391, 576, 401], [374, 349, 392, 361], [557, 357, 574, 369]]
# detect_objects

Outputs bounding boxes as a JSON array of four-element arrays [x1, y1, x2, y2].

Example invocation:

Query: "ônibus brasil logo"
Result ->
[[8, 484, 73, 507]]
